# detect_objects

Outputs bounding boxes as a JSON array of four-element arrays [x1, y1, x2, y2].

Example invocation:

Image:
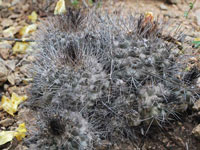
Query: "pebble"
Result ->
[[0, 118, 15, 127], [193, 99, 200, 111], [192, 124, 200, 139], [166, 0, 180, 4], [0, 47, 9, 60], [0, 41, 11, 60], [160, 4, 168, 10], [1, 18, 13, 28]]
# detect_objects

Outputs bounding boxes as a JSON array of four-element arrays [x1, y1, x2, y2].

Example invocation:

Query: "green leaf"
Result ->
[[71, 0, 79, 6], [192, 40, 200, 48], [189, 2, 194, 9], [88, 0, 93, 5]]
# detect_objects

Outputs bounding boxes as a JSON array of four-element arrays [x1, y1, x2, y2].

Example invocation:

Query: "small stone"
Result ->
[[0, 48, 10, 60], [166, 0, 180, 4], [3, 84, 9, 90], [0, 41, 11, 59], [0, 118, 15, 127], [1, 18, 13, 28], [1, 127, 6, 130], [177, 122, 182, 126], [11, 0, 21, 5], [192, 124, 200, 139], [193, 99, 200, 111], [160, 4, 168, 10], [7, 73, 15, 85], [22, 4, 29, 12]]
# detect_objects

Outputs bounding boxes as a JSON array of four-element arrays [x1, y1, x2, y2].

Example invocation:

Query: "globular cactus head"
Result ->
[[26, 105, 93, 150], [26, 8, 200, 149]]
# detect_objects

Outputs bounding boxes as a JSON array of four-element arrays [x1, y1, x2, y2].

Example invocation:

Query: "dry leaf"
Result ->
[[0, 131, 15, 145], [28, 11, 38, 23], [0, 123, 27, 146], [3, 27, 16, 37], [15, 123, 27, 141], [19, 24, 37, 37], [194, 38, 200, 41], [0, 93, 28, 116], [54, 0, 66, 15], [13, 42, 29, 54]]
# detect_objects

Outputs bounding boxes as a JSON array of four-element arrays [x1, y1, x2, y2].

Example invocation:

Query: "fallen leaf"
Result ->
[[19, 24, 37, 37], [0, 131, 15, 145], [3, 27, 16, 37], [0, 123, 27, 146], [193, 38, 200, 48], [28, 11, 38, 23], [54, 0, 66, 15], [13, 42, 29, 54], [0, 93, 28, 116], [15, 123, 27, 141], [194, 38, 200, 41]]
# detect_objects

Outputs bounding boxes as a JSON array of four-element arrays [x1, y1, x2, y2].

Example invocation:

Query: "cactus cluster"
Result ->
[[26, 9, 199, 149]]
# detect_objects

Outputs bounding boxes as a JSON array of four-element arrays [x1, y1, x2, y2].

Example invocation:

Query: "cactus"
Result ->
[[26, 9, 199, 149]]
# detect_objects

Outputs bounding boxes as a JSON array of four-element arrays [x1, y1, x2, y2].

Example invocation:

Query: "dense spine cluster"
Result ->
[[26, 9, 199, 149]]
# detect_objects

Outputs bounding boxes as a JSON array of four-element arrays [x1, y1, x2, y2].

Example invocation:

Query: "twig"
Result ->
[[82, 0, 89, 8], [44, 0, 55, 11], [0, 37, 35, 42]]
